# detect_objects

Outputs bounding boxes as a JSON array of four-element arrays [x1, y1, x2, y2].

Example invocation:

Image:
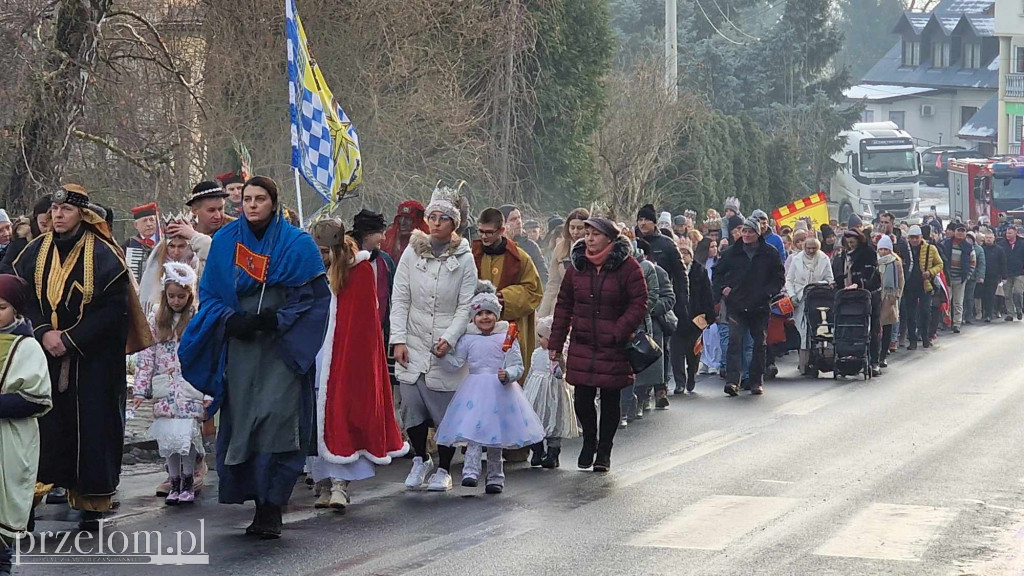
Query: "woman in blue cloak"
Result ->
[[178, 176, 330, 539]]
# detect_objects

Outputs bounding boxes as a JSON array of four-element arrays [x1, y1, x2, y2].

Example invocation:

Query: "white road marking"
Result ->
[[756, 479, 794, 485], [774, 385, 850, 416], [632, 495, 801, 550], [615, 430, 756, 487], [815, 503, 958, 561]]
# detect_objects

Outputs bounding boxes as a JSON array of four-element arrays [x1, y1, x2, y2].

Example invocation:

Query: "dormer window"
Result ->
[[963, 42, 982, 69], [903, 40, 921, 67], [931, 41, 950, 68]]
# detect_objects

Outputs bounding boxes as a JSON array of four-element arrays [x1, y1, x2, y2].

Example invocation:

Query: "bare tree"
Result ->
[[594, 55, 702, 216]]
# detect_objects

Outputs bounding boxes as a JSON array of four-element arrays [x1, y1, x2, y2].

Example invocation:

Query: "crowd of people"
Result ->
[[2, 174, 1023, 570]]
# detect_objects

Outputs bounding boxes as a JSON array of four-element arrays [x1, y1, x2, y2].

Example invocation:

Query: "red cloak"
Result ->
[[317, 253, 408, 464]]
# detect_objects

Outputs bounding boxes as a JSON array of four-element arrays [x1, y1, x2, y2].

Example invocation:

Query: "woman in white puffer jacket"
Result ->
[[390, 186, 478, 493]]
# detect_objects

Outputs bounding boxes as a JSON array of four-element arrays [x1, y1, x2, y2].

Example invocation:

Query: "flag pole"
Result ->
[[293, 167, 304, 228]]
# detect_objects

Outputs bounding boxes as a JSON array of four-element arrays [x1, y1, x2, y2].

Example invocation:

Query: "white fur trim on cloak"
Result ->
[[316, 292, 410, 465]]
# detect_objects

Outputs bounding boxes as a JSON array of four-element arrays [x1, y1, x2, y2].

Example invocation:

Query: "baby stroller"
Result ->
[[802, 283, 836, 377], [832, 288, 872, 380]]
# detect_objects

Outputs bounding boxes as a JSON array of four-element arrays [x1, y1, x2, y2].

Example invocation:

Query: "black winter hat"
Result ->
[[637, 204, 657, 222], [352, 209, 386, 235]]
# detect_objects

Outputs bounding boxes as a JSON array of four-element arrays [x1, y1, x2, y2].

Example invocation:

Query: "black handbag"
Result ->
[[656, 310, 679, 336], [627, 330, 663, 374]]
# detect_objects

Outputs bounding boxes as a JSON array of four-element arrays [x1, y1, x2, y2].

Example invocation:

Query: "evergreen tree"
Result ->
[[525, 0, 615, 209], [766, 135, 801, 207], [837, 0, 905, 82]]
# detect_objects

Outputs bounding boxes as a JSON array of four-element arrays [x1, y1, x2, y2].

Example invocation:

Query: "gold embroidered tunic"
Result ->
[[13, 226, 132, 511]]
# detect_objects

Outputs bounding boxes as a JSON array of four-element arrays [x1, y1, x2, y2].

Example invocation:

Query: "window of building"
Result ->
[[902, 40, 921, 67], [862, 110, 875, 122], [1014, 116, 1023, 143], [1016, 46, 1024, 73], [931, 41, 950, 68], [960, 106, 979, 129], [963, 42, 982, 69], [889, 111, 906, 129]]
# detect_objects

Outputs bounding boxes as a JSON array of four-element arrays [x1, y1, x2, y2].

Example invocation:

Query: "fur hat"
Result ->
[[469, 280, 502, 317], [536, 316, 554, 340], [425, 181, 463, 229], [162, 261, 197, 288], [352, 209, 386, 235]]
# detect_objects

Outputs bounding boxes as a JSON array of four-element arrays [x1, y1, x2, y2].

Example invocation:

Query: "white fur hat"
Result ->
[[536, 316, 554, 339], [162, 261, 197, 288], [424, 181, 463, 229]]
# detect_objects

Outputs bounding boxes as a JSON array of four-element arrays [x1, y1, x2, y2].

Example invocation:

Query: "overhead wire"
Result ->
[[708, 0, 762, 40], [692, 0, 746, 44]]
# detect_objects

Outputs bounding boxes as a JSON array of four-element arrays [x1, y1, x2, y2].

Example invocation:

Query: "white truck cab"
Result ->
[[829, 121, 922, 223]]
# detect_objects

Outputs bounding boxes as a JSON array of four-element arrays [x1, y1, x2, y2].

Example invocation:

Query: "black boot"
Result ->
[[245, 505, 265, 537], [541, 447, 561, 469], [77, 510, 103, 532], [259, 504, 283, 539], [529, 442, 545, 467], [578, 435, 597, 469], [593, 444, 612, 472]]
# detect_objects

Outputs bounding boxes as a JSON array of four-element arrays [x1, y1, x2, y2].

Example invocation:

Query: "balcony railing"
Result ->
[[1008, 73, 1024, 99], [1011, 142, 1021, 156]]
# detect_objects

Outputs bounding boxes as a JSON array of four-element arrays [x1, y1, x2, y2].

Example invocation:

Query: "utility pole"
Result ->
[[665, 0, 678, 101]]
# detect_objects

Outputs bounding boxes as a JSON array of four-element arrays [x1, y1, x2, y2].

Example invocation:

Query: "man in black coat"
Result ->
[[981, 230, 1006, 322], [711, 218, 785, 397], [636, 203, 689, 392], [998, 227, 1024, 321]]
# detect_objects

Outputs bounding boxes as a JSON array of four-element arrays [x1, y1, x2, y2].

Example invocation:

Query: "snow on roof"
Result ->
[[964, 13, 994, 36], [844, 84, 943, 101], [937, 14, 962, 33], [958, 95, 997, 140], [935, 0, 994, 15], [898, 12, 931, 34]]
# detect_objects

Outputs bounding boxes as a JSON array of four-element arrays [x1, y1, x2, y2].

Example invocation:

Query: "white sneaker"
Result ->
[[698, 363, 710, 375], [404, 456, 433, 489], [426, 469, 453, 492]]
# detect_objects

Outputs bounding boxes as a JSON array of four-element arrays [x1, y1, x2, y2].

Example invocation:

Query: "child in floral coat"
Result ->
[[132, 263, 207, 505]]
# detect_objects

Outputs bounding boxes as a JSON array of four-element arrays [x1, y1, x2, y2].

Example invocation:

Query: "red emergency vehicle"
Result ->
[[947, 158, 994, 224]]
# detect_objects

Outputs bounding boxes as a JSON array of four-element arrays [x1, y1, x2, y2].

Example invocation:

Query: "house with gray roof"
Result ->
[[843, 0, 999, 154]]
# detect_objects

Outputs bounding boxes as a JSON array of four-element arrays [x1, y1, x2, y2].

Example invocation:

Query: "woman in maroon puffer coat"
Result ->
[[548, 217, 649, 472]]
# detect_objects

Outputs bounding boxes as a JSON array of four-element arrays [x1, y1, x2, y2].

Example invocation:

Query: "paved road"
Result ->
[[16, 322, 1024, 575]]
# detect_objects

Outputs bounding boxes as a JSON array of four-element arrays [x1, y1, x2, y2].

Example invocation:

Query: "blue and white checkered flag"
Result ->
[[286, 0, 362, 202]]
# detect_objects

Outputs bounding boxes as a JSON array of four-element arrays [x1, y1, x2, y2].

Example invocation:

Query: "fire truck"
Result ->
[[948, 157, 1024, 224]]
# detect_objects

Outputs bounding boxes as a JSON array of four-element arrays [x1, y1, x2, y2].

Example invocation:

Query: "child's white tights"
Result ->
[[462, 443, 504, 486], [167, 446, 198, 479]]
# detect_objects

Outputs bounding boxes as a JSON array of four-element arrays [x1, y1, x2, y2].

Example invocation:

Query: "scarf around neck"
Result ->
[[586, 241, 614, 268], [878, 253, 899, 299]]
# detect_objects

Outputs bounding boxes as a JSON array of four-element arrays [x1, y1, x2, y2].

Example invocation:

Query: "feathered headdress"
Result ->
[[469, 279, 501, 316], [424, 180, 466, 229], [162, 262, 197, 288]]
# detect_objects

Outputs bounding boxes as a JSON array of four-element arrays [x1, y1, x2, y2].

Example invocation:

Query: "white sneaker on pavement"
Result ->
[[404, 456, 433, 489], [426, 469, 453, 492]]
